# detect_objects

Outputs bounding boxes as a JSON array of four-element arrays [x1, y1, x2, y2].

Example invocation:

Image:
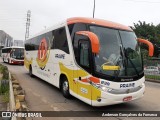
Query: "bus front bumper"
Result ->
[[10, 60, 24, 65], [91, 83, 145, 106]]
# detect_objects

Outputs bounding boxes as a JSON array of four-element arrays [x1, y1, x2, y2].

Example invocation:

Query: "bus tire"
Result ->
[[29, 65, 33, 77], [61, 76, 71, 98], [8, 59, 10, 64]]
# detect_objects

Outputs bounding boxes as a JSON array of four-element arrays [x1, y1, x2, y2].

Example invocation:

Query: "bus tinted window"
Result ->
[[25, 33, 47, 51], [71, 23, 87, 40], [12, 48, 24, 59], [46, 30, 54, 49], [54, 27, 69, 54], [25, 39, 35, 51], [2, 48, 11, 53], [68, 24, 74, 36]]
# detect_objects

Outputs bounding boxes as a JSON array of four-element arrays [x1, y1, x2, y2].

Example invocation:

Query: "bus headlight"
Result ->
[[92, 83, 112, 92], [101, 86, 107, 91], [100, 85, 113, 92]]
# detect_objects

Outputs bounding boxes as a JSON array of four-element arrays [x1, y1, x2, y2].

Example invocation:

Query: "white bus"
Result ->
[[24, 17, 154, 106], [2, 46, 24, 65]]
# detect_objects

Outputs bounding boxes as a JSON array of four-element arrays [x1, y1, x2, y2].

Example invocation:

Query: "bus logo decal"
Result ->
[[55, 54, 65, 59], [36, 38, 50, 70], [120, 83, 135, 88], [80, 87, 88, 94], [101, 81, 110, 86]]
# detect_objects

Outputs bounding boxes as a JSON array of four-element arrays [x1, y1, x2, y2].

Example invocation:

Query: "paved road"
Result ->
[[1, 60, 160, 120]]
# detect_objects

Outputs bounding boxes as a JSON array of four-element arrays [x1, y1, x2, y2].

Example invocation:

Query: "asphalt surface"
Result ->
[[0, 59, 160, 120]]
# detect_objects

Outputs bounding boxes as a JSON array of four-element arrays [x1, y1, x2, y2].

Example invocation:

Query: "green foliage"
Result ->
[[132, 21, 157, 42], [145, 75, 160, 80], [2, 90, 9, 103], [131, 21, 160, 57], [0, 83, 9, 102], [0, 64, 9, 80], [0, 81, 9, 95], [0, 64, 9, 99], [141, 49, 150, 60]]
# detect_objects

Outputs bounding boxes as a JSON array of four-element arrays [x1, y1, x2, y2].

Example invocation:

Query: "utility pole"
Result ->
[[93, 0, 95, 18], [25, 10, 31, 40]]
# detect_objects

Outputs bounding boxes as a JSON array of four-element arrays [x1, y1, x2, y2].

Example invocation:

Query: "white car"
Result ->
[[144, 66, 159, 75]]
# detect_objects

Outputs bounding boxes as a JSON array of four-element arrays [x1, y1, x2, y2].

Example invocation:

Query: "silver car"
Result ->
[[144, 66, 159, 75]]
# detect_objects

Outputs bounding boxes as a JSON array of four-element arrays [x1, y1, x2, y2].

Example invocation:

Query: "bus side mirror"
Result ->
[[76, 31, 100, 54], [137, 38, 154, 57]]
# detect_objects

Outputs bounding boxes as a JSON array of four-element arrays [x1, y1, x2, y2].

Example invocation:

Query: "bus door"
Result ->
[[76, 40, 92, 103]]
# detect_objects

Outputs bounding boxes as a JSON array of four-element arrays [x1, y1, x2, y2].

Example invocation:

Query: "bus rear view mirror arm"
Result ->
[[76, 31, 100, 54], [137, 38, 154, 57]]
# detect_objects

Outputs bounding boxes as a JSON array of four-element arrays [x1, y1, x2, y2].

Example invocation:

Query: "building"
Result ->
[[0, 30, 13, 56], [13, 40, 24, 47]]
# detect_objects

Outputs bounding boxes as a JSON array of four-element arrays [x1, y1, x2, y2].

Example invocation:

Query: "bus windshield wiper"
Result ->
[[124, 49, 139, 77], [113, 45, 127, 80], [113, 59, 121, 80], [113, 46, 124, 79]]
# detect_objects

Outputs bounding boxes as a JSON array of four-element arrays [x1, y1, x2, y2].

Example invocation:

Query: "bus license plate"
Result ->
[[123, 96, 132, 102]]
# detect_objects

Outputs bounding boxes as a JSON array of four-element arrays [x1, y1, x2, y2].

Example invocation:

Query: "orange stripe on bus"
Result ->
[[67, 17, 132, 31]]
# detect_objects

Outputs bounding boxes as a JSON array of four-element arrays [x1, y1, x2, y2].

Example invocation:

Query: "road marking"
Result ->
[[53, 107, 60, 111], [42, 98, 47, 104], [69, 119, 74, 120], [123, 118, 133, 120], [32, 92, 41, 97], [50, 105, 60, 111], [26, 88, 31, 91]]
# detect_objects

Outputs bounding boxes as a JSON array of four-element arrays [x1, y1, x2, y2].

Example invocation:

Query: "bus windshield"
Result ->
[[11, 48, 24, 59], [90, 26, 143, 77]]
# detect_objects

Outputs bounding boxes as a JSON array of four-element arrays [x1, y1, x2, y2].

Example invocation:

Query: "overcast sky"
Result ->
[[0, 0, 160, 40]]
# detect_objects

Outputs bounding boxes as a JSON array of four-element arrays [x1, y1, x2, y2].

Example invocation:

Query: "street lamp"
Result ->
[[93, 0, 96, 18]]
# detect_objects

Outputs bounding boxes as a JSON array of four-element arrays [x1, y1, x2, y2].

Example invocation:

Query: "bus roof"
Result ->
[[2, 46, 24, 49], [27, 17, 133, 40], [67, 17, 132, 31]]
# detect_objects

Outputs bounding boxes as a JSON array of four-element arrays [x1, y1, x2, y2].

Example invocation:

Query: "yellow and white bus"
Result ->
[[24, 17, 154, 106]]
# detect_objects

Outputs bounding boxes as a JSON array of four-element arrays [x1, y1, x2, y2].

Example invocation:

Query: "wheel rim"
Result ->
[[63, 81, 68, 93]]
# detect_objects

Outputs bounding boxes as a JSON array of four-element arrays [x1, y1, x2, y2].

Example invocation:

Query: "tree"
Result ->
[[131, 21, 160, 57], [156, 24, 160, 42]]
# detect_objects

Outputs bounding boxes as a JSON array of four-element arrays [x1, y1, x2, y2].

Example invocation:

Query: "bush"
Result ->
[[145, 75, 160, 80], [2, 90, 9, 103], [0, 64, 9, 80], [0, 64, 9, 95], [0, 80, 9, 95]]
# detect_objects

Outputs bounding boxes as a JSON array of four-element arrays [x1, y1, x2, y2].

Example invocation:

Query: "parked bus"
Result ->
[[2, 46, 24, 65], [24, 17, 154, 106]]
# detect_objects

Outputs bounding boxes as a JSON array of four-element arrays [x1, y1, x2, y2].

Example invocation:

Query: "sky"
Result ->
[[0, 0, 160, 40]]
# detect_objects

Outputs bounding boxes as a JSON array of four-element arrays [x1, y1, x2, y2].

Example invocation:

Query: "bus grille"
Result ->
[[108, 86, 142, 94]]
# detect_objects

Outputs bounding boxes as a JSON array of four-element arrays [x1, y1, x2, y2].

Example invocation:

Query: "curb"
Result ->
[[9, 72, 17, 120], [8, 72, 28, 120], [145, 79, 160, 83]]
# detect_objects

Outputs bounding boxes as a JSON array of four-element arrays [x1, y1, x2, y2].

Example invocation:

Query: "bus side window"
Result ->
[[68, 24, 74, 37], [54, 27, 69, 54], [79, 42, 90, 67], [78, 40, 92, 73], [71, 23, 87, 41], [71, 23, 87, 62]]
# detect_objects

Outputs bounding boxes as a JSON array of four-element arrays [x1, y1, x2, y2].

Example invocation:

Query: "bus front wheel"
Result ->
[[29, 65, 33, 77], [61, 77, 70, 98], [8, 59, 10, 64]]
